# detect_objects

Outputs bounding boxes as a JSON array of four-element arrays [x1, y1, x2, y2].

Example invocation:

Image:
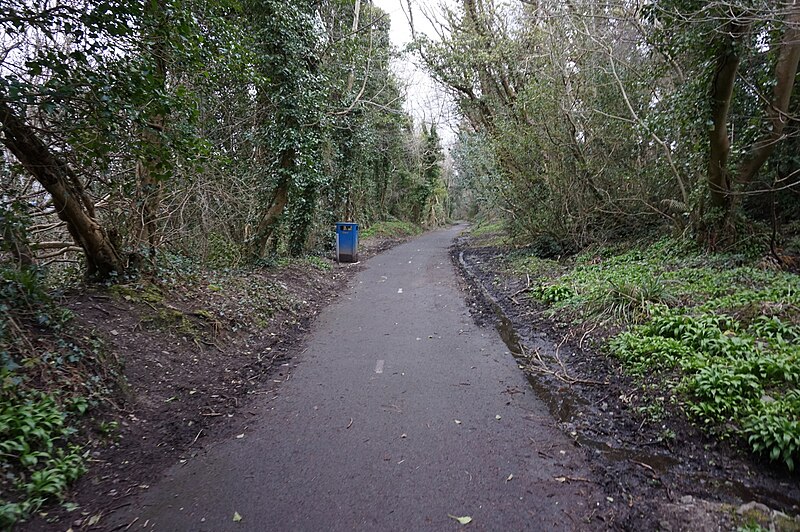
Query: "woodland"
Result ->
[[1, 0, 800, 527]]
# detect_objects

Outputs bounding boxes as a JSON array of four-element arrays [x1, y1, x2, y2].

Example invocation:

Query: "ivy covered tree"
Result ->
[[646, 1, 800, 243], [0, 0, 447, 278]]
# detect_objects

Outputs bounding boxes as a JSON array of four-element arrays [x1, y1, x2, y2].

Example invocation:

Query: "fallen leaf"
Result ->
[[554, 476, 567, 483], [233, 511, 242, 522], [448, 514, 473, 525], [400, 433, 407, 438], [495, 415, 501, 420], [236, 433, 245, 439], [454, 419, 462, 425], [506, 474, 514, 482]]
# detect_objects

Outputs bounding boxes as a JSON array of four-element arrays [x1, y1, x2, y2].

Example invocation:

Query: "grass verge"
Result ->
[[510, 238, 800, 471], [360, 219, 422, 239]]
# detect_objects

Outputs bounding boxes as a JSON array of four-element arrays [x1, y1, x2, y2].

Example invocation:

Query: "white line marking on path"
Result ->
[[375, 360, 384, 374]]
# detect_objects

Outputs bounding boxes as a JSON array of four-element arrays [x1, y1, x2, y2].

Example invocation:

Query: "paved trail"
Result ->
[[112, 225, 607, 531]]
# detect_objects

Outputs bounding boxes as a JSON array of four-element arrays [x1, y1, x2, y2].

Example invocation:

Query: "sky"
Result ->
[[371, 0, 458, 145]]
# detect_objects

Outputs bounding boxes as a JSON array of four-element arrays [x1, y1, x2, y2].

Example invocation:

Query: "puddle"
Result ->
[[458, 249, 800, 513], [576, 435, 679, 473], [490, 291, 585, 423], [688, 473, 800, 511], [495, 310, 523, 354]]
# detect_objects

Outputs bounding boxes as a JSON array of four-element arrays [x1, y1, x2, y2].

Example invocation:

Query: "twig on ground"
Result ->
[[199, 339, 223, 351], [509, 274, 532, 300], [630, 460, 655, 474], [523, 344, 608, 386], [556, 475, 594, 483], [579, 322, 599, 349]]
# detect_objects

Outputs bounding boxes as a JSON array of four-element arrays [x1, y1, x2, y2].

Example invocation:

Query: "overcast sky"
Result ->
[[371, 0, 458, 145]]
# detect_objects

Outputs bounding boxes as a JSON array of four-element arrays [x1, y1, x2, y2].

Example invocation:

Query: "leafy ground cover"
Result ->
[[1, 267, 118, 527], [509, 238, 800, 472]]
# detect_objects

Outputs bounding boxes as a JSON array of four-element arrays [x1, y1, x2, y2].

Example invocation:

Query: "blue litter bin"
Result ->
[[335, 222, 359, 262]]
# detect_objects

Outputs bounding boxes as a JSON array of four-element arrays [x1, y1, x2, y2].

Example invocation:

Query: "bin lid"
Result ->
[[335, 222, 358, 228]]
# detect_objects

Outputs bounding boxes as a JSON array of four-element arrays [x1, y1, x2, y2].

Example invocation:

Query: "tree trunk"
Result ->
[[1, 213, 35, 268], [706, 10, 800, 243], [0, 99, 125, 278], [736, 6, 800, 185], [135, 123, 164, 261], [135, 0, 169, 261], [345, 0, 362, 94], [249, 150, 295, 257], [708, 32, 741, 209]]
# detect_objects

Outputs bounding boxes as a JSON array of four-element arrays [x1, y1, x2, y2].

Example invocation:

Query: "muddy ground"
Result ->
[[452, 231, 800, 531]]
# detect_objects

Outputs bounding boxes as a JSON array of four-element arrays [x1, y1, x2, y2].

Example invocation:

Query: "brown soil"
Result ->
[[21, 235, 410, 532], [452, 233, 800, 531]]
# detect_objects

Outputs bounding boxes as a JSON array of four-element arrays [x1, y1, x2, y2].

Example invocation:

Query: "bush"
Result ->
[[588, 274, 677, 323], [361, 219, 422, 239]]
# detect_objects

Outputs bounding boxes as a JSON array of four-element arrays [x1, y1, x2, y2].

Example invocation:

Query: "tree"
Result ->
[[245, 0, 324, 257], [1, 0, 440, 277], [0, 1, 143, 278], [648, 1, 800, 241], [133, 0, 171, 261], [416, 0, 672, 247]]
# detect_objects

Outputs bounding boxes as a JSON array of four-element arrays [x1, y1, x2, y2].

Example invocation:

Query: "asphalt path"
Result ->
[[111, 225, 607, 531]]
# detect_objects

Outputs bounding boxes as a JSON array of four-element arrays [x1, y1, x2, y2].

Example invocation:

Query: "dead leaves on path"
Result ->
[[448, 514, 473, 525]]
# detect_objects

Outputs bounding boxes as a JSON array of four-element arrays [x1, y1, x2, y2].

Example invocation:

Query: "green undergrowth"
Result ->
[[361, 219, 422, 239], [467, 220, 508, 247], [1, 266, 113, 526], [610, 309, 799, 470], [510, 238, 800, 472], [469, 220, 505, 237]]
